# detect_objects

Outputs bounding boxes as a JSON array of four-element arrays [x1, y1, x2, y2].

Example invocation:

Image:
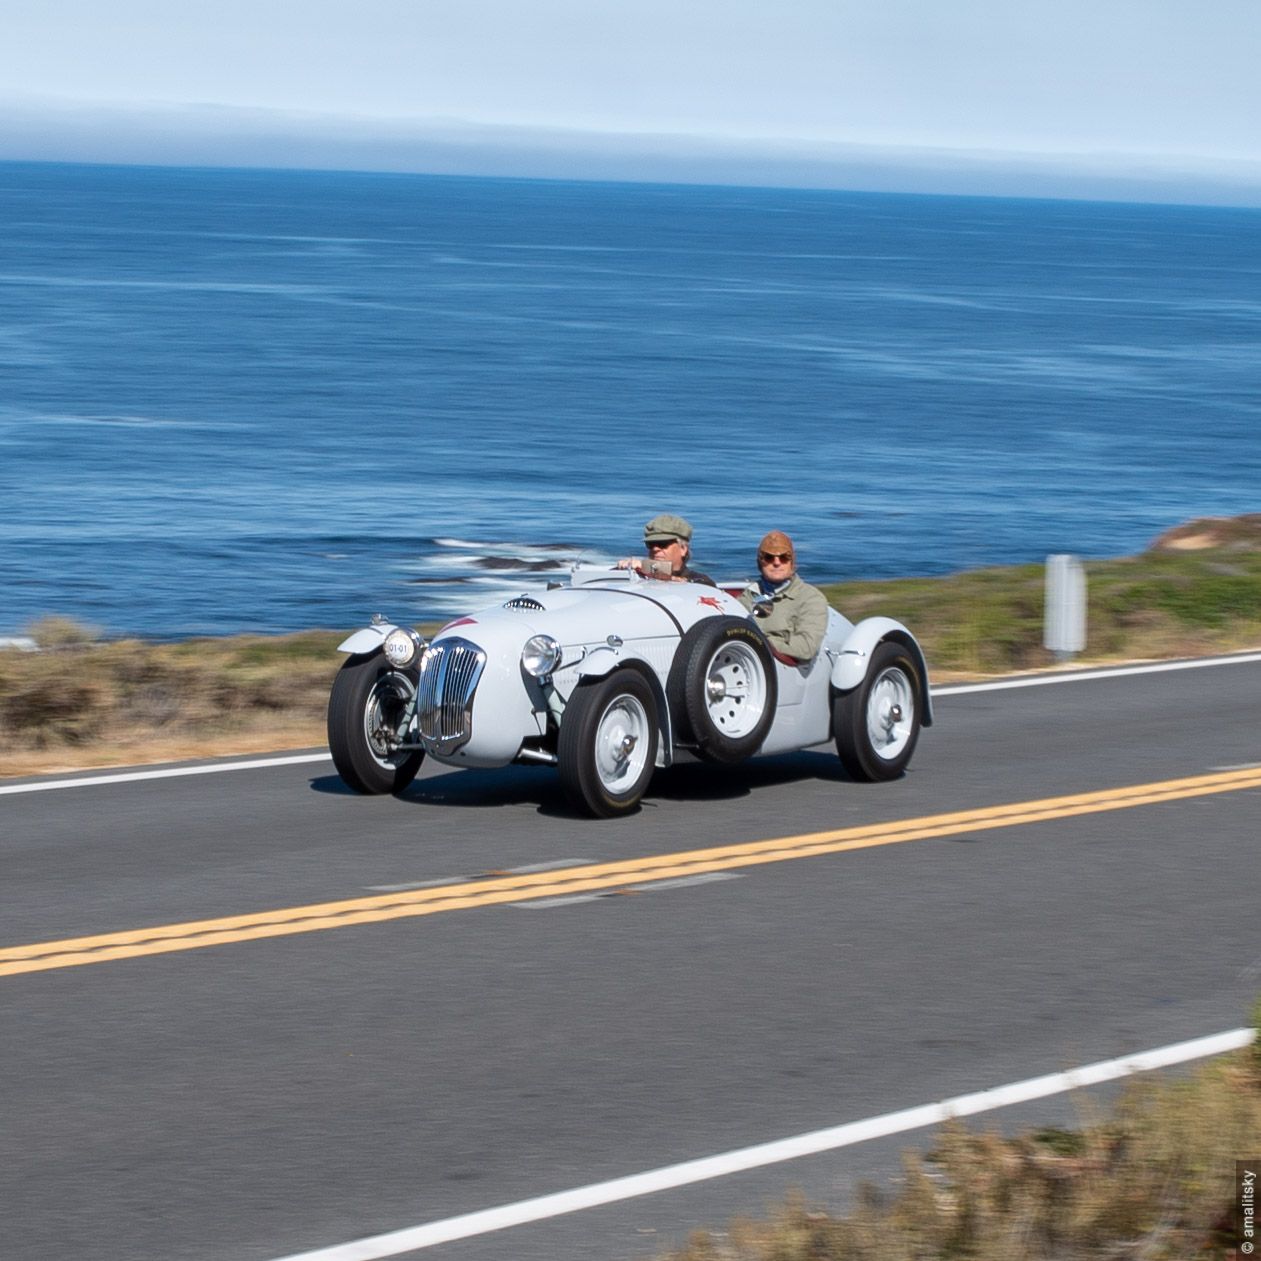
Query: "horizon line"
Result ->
[[3, 153, 1260, 214], [3, 99, 1261, 209]]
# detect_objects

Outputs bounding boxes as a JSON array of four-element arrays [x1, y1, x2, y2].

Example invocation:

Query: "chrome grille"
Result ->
[[504, 595, 545, 611], [415, 638, 486, 756]]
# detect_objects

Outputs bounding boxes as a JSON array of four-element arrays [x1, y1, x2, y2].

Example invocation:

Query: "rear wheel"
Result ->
[[558, 670, 659, 817], [328, 653, 424, 794], [833, 640, 921, 781]]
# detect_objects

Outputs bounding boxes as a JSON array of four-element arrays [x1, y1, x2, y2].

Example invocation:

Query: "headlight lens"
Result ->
[[383, 627, 424, 668], [521, 634, 562, 678]]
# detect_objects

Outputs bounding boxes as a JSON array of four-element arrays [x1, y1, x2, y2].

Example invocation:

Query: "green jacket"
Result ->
[[738, 573, 829, 662]]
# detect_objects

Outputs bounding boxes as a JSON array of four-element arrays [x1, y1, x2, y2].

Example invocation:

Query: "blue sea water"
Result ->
[[1, 161, 1259, 638]]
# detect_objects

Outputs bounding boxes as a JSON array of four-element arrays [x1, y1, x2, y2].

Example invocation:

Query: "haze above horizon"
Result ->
[[2, 0, 1258, 206]]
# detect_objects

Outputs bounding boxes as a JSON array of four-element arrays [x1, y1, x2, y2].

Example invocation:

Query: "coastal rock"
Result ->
[[1150, 514, 1261, 552], [474, 556, 565, 572]]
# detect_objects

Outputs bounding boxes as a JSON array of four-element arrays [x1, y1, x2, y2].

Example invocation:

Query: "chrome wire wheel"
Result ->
[[865, 666, 915, 761], [592, 693, 651, 793], [362, 672, 417, 770], [329, 655, 425, 795], [702, 641, 769, 739]]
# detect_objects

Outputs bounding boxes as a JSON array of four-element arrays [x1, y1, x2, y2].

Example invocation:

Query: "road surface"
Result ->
[[3, 655, 1259, 1260]]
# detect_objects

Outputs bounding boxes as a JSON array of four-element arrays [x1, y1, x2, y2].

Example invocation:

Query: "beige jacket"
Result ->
[[739, 573, 829, 662]]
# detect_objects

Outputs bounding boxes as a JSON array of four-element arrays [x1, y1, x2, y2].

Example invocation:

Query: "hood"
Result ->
[[431, 578, 747, 650]]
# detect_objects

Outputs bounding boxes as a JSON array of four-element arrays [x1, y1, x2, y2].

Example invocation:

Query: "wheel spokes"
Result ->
[[364, 675, 416, 767]]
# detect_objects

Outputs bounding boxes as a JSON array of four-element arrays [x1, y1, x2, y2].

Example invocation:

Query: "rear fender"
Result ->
[[830, 617, 933, 727]]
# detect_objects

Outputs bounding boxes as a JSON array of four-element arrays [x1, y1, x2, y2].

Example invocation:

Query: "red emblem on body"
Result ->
[[697, 595, 723, 610], [438, 616, 478, 633]]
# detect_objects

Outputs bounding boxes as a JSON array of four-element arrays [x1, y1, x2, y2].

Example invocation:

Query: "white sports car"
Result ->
[[327, 566, 932, 816]]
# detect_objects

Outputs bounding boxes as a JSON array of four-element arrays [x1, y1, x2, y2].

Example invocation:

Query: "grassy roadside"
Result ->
[[651, 1013, 1261, 1261], [818, 521, 1261, 675], [0, 622, 348, 777], [2, 517, 1259, 778]]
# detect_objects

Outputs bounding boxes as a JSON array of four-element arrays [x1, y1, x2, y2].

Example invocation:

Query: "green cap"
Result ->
[[644, 513, 694, 544]]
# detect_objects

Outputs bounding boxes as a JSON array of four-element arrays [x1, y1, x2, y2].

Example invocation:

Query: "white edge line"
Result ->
[[510, 872, 745, 909], [268, 1026, 1255, 1261], [0, 753, 331, 796], [630, 872, 745, 892], [509, 894, 607, 909], [4, 653, 1259, 796], [935, 651, 1261, 695]]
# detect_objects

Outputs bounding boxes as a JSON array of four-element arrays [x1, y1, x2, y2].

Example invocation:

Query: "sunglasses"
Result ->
[[646, 538, 680, 550], [758, 551, 792, 564]]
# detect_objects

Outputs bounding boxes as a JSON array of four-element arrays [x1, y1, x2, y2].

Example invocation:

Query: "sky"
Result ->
[[1, 0, 1259, 203]]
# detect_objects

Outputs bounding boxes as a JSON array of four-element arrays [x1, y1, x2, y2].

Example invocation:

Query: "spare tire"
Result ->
[[667, 616, 777, 764]]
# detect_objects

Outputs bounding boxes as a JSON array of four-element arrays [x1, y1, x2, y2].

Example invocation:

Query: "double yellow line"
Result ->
[[4, 766, 1260, 979]]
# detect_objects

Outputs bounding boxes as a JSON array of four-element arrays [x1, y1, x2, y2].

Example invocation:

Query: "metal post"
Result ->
[[1044, 554, 1086, 662]]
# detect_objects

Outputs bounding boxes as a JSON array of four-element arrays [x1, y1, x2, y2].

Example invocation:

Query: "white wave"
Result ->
[[399, 553, 487, 572], [411, 577, 559, 617], [488, 243, 643, 254], [0, 272, 329, 297], [6, 411, 204, 429], [433, 537, 502, 550], [432, 537, 607, 561]]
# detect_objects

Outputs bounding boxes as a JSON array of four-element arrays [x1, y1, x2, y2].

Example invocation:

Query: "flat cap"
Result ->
[[644, 513, 694, 543]]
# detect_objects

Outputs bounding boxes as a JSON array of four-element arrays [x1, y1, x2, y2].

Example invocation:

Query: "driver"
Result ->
[[739, 530, 829, 663], [617, 514, 716, 586]]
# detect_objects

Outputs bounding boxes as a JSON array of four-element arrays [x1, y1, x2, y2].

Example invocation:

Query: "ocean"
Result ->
[[1, 161, 1258, 638]]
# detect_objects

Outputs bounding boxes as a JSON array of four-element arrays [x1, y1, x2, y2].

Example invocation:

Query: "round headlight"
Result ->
[[521, 634, 562, 678], [383, 627, 424, 668]]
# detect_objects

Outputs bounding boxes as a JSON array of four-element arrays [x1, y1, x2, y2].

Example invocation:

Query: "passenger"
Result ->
[[739, 530, 829, 663], [617, 514, 716, 586]]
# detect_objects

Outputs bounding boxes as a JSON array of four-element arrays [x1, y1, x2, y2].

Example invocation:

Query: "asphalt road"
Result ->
[[3, 656, 1260, 1261]]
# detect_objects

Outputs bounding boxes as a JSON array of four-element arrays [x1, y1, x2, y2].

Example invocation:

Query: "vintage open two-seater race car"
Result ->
[[327, 566, 932, 817]]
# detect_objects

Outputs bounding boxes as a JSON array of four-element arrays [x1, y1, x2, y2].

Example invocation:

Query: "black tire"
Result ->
[[833, 640, 922, 781], [327, 653, 424, 794], [667, 617, 777, 765], [558, 670, 660, 818]]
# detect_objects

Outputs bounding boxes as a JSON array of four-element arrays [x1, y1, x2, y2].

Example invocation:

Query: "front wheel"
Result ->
[[328, 653, 424, 794], [558, 670, 660, 818], [833, 640, 922, 781]]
